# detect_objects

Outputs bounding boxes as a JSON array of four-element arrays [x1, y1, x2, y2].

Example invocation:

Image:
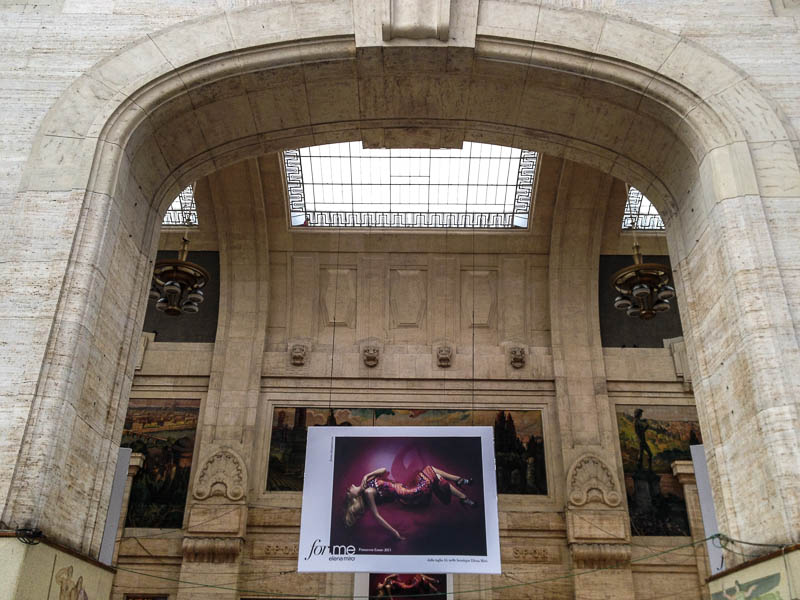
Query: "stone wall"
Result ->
[[1, 2, 799, 595], [2, 0, 799, 214]]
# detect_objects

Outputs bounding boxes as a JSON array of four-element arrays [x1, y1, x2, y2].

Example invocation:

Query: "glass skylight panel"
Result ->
[[284, 141, 537, 228], [162, 184, 198, 227], [621, 186, 664, 231]]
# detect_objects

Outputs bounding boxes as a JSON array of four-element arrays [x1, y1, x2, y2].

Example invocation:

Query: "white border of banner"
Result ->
[[297, 426, 500, 573], [353, 573, 454, 599]]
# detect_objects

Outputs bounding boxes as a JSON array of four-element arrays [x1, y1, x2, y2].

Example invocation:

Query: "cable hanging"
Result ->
[[112, 533, 727, 599]]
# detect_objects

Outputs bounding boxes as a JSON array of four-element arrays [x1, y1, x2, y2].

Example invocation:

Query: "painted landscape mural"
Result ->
[[121, 398, 200, 528], [267, 407, 546, 495], [617, 405, 702, 536]]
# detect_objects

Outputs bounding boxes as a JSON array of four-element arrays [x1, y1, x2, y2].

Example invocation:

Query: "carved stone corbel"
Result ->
[[182, 537, 243, 563], [570, 542, 631, 569], [359, 337, 382, 368], [184, 447, 248, 563], [509, 346, 526, 369], [433, 341, 454, 368], [565, 454, 631, 569]]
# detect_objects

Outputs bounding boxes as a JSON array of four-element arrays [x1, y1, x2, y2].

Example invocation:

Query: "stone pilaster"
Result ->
[[112, 452, 144, 565], [174, 158, 269, 600], [549, 162, 635, 598], [672, 460, 711, 599]]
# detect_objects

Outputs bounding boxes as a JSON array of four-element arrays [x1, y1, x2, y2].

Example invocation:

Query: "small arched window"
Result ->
[[621, 186, 664, 231], [162, 184, 198, 227]]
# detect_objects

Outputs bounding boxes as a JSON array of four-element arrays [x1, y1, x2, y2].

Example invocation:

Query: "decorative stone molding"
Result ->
[[360, 337, 382, 368], [193, 448, 247, 502], [567, 455, 622, 508], [128, 452, 145, 478], [509, 346, 526, 369], [382, 0, 450, 42], [570, 543, 631, 569], [363, 345, 379, 367], [135, 332, 154, 371], [771, 0, 800, 15], [290, 343, 308, 366], [435, 343, 453, 368], [671, 460, 696, 486], [182, 537, 243, 563], [663, 336, 692, 391]]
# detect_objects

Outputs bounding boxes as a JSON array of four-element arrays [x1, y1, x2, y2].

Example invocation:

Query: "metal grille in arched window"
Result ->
[[621, 186, 664, 231], [284, 141, 537, 228], [162, 184, 198, 227]]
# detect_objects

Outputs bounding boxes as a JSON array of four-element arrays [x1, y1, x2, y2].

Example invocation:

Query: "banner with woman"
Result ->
[[297, 426, 501, 573]]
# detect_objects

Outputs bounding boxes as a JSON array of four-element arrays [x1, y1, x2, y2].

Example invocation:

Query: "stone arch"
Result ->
[[4, 1, 799, 555]]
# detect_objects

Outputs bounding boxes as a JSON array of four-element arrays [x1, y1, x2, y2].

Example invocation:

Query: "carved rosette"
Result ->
[[183, 537, 243, 563], [567, 454, 621, 508], [193, 448, 247, 502]]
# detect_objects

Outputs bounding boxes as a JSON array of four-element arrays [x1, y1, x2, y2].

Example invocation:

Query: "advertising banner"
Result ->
[[297, 426, 501, 573], [353, 573, 453, 599]]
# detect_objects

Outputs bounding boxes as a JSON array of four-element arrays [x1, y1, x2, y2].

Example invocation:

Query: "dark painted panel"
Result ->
[[599, 254, 683, 348], [143, 250, 219, 343]]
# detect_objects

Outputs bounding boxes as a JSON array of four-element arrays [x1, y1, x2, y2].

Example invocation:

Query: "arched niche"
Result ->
[[3, 1, 799, 556]]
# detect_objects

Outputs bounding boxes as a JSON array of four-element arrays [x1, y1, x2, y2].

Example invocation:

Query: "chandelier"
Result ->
[[149, 237, 209, 316], [611, 243, 675, 320]]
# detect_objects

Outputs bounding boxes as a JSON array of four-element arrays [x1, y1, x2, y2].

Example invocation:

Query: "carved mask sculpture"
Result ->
[[290, 344, 307, 366], [363, 345, 379, 367], [437, 344, 452, 368], [510, 346, 526, 369]]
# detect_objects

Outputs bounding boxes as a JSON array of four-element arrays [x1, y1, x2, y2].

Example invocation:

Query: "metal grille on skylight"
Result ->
[[621, 186, 664, 231], [162, 184, 198, 227], [284, 142, 537, 228]]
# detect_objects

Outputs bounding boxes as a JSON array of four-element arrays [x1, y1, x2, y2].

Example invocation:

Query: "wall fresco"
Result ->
[[267, 407, 546, 495], [616, 405, 702, 536], [121, 398, 200, 528]]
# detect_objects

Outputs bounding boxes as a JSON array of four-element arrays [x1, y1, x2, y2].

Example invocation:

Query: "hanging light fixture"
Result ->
[[149, 237, 209, 316], [611, 243, 675, 320]]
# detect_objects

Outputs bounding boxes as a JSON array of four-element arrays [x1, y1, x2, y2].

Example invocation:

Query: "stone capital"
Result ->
[[128, 452, 145, 478], [671, 460, 696, 486]]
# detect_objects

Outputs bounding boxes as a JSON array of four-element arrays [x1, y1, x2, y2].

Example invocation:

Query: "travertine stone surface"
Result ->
[[111, 452, 143, 565], [672, 460, 711, 599], [0, 1, 798, 590]]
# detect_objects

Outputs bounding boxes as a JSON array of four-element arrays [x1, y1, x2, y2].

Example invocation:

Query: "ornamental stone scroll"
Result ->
[[193, 448, 247, 502], [566, 454, 622, 509]]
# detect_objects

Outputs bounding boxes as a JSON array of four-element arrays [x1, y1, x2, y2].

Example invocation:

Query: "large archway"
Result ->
[[2, 1, 798, 560]]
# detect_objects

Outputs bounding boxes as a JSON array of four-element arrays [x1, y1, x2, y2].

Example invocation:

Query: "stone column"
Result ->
[[672, 460, 711, 600], [175, 158, 270, 600], [549, 160, 634, 598], [112, 452, 144, 565]]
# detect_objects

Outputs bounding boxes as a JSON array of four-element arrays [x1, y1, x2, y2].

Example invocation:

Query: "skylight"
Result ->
[[162, 184, 198, 227], [622, 186, 664, 231], [283, 141, 537, 228]]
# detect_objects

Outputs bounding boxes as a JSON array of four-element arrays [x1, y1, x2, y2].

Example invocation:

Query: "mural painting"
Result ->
[[712, 574, 782, 600], [616, 405, 702, 536], [121, 398, 200, 528], [709, 548, 800, 600], [55, 566, 90, 600], [267, 407, 546, 495]]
